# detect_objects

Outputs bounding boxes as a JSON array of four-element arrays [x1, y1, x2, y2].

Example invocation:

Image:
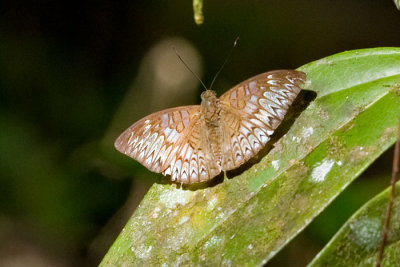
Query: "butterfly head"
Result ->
[[201, 90, 218, 108], [201, 90, 217, 101]]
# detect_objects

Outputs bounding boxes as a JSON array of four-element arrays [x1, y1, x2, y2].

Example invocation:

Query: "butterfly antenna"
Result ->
[[173, 46, 208, 91], [209, 36, 239, 91]]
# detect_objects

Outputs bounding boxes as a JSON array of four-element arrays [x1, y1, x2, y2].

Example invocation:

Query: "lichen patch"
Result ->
[[310, 159, 335, 182], [159, 188, 194, 209]]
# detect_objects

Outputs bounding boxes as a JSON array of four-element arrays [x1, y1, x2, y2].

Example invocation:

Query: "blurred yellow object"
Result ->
[[193, 0, 204, 25]]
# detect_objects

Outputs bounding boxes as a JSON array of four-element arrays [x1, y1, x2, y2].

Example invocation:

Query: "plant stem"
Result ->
[[376, 116, 400, 267]]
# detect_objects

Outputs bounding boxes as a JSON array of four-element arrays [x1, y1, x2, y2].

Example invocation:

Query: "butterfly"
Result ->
[[114, 70, 306, 184]]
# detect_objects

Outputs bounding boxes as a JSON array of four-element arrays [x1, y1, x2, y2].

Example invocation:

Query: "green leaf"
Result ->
[[101, 48, 400, 266], [309, 183, 400, 266]]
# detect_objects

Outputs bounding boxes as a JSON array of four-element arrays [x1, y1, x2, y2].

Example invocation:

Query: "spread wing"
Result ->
[[219, 70, 306, 170], [114, 106, 221, 184]]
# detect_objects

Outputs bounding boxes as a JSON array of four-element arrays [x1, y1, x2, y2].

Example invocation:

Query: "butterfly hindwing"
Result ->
[[219, 70, 306, 170]]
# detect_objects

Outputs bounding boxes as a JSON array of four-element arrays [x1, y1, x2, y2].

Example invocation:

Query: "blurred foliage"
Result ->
[[395, 0, 400, 10], [1, 0, 400, 266]]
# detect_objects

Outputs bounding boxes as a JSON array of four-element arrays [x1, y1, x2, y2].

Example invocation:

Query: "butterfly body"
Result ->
[[200, 90, 223, 173], [115, 70, 306, 184]]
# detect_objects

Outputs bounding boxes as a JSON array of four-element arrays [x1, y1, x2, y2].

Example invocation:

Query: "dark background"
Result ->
[[0, 0, 399, 266]]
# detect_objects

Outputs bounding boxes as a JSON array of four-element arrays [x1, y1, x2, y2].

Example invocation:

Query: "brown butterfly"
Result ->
[[114, 70, 306, 184]]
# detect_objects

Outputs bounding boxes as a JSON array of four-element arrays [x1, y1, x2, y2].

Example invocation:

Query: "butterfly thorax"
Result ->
[[200, 90, 223, 167], [201, 90, 220, 123]]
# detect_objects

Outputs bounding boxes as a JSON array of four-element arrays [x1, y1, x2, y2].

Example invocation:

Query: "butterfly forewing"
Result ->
[[219, 70, 306, 170], [114, 105, 220, 183]]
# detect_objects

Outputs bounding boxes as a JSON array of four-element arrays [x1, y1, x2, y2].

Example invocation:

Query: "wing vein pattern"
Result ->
[[220, 70, 306, 171], [114, 105, 220, 183]]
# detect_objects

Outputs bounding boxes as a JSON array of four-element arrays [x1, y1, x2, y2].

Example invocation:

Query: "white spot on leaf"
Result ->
[[207, 196, 218, 211], [179, 216, 190, 224], [350, 217, 381, 250], [159, 188, 193, 209], [150, 206, 161, 218], [133, 244, 152, 259], [302, 127, 314, 138], [204, 236, 222, 249], [310, 159, 335, 182], [292, 136, 301, 143], [271, 160, 279, 170]]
